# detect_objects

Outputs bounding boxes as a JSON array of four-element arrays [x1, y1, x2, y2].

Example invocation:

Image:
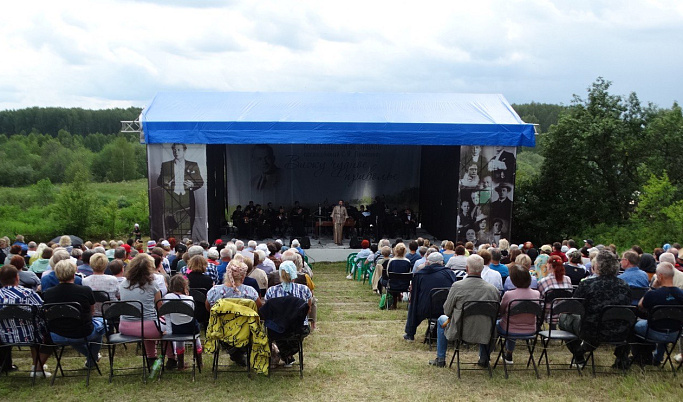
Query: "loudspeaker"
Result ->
[[300, 236, 311, 249], [349, 237, 361, 249]]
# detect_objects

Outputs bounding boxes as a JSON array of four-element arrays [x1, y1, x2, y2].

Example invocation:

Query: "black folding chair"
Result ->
[[633, 305, 683, 376], [543, 288, 574, 327], [43, 302, 102, 386], [385, 272, 413, 310], [448, 300, 500, 378], [424, 288, 450, 350], [156, 299, 200, 381], [101, 300, 148, 383], [536, 298, 585, 376], [0, 303, 44, 385], [261, 296, 310, 379], [584, 305, 637, 376], [493, 299, 543, 379], [189, 288, 209, 329]]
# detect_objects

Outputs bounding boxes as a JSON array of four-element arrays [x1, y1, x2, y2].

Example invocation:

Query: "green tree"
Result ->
[[513, 78, 650, 242], [91, 137, 139, 182], [53, 164, 95, 236]]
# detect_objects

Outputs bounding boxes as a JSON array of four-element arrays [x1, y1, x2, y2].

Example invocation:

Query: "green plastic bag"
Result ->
[[379, 293, 393, 310]]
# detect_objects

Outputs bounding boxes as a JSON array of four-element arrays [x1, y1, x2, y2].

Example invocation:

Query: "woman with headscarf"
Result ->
[[263, 261, 313, 367], [205, 260, 261, 310]]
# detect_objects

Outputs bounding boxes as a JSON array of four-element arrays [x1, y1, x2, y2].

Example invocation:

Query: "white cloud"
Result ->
[[0, 0, 681, 110]]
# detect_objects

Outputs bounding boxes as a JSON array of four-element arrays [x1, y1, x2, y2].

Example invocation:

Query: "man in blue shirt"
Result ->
[[618, 250, 649, 288], [488, 248, 509, 282]]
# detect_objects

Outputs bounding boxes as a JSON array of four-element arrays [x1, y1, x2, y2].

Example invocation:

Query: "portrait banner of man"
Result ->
[[148, 143, 208, 242]]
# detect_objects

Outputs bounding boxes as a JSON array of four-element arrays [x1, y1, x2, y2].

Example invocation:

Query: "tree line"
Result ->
[[0, 86, 681, 249]]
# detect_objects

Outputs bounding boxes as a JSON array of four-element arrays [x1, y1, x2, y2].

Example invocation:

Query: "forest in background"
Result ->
[[0, 79, 681, 249]]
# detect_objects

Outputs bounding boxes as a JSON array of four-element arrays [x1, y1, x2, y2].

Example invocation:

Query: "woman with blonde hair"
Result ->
[[205, 260, 261, 310], [385, 243, 412, 310]]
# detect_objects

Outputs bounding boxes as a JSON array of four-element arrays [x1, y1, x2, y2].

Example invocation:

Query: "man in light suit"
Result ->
[[330, 200, 348, 245], [429, 254, 500, 368], [157, 143, 204, 237]]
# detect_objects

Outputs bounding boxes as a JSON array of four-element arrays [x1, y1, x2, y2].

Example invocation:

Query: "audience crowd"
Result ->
[[352, 236, 683, 371], [0, 233, 315, 378]]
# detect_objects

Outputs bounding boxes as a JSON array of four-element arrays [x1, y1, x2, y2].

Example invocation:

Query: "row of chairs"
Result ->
[[421, 294, 683, 379], [1, 294, 310, 386]]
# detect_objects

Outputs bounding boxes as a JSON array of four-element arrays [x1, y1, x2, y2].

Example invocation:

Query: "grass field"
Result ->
[[1, 262, 682, 401]]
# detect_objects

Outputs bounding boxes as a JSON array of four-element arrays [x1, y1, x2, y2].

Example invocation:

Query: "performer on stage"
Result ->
[[331, 200, 348, 246]]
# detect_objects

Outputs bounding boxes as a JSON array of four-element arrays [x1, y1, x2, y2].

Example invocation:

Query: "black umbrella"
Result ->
[[50, 235, 84, 245]]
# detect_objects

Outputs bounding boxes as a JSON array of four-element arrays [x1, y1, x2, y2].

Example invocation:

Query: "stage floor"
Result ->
[[220, 226, 435, 262]]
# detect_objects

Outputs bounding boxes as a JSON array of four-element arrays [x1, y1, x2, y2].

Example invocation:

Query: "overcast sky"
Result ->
[[1, 0, 681, 111]]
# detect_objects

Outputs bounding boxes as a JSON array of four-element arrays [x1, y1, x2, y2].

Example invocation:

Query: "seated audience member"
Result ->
[[0, 265, 52, 377], [118, 254, 175, 368], [347, 240, 372, 280], [186, 255, 214, 294], [429, 254, 500, 368], [411, 246, 428, 273], [245, 253, 268, 291], [206, 260, 261, 310], [537, 255, 573, 299], [42, 260, 105, 370], [216, 247, 232, 284], [652, 253, 683, 289], [4, 245, 22, 266], [162, 275, 203, 370], [559, 250, 631, 368], [403, 252, 458, 341], [108, 260, 126, 285], [82, 253, 120, 316], [240, 256, 261, 296], [618, 250, 649, 288], [504, 254, 538, 291], [549, 242, 567, 263], [10, 255, 40, 292], [441, 241, 456, 264], [266, 242, 282, 269], [77, 250, 95, 277], [534, 245, 552, 278], [477, 249, 503, 292], [497, 264, 541, 364], [638, 253, 657, 282], [631, 262, 683, 365], [563, 250, 589, 286], [263, 261, 313, 368], [291, 239, 305, 259], [446, 245, 468, 271], [386, 243, 412, 310], [41, 249, 81, 292], [29, 247, 53, 277], [372, 246, 392, 294], [151, 254, 169, 296], [255, 249, 276, 275], [405, 241, 420, 266], [282, 249, 317, 330], [488, 248, 509, 283]]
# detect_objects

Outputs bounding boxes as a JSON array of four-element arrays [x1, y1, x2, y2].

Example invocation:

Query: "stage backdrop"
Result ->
[[148, 143, 208, 242], [456, 145, 516, 247], [226, 144, 421, 210]]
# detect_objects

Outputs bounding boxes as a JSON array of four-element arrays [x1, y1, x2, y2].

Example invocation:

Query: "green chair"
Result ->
[[361, 260, 375, 286], [346, 253, 358, 275]]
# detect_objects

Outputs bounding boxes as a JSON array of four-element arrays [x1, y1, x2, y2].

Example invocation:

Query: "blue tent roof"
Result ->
[[141, 92, 535, 147]]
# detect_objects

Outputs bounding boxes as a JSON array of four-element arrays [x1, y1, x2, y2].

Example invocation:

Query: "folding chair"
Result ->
[[43, 302, 102, 386], [584, 305, 637, 376], [543, 289, 574, 327], [0, 303, 43, 386], [493, 299, 543, 379], [207, 298, 259, 380], [189, 288, 209, 329], [100, 300, 148, 383], [424, 288, 450, 350], [633, 305, 683, 376], [156, 299, 200, 381], [261, 296, 310, 379], [448, 300, 500, 378], [385, 272, 413, 310], [536, 298, 585, 376]]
